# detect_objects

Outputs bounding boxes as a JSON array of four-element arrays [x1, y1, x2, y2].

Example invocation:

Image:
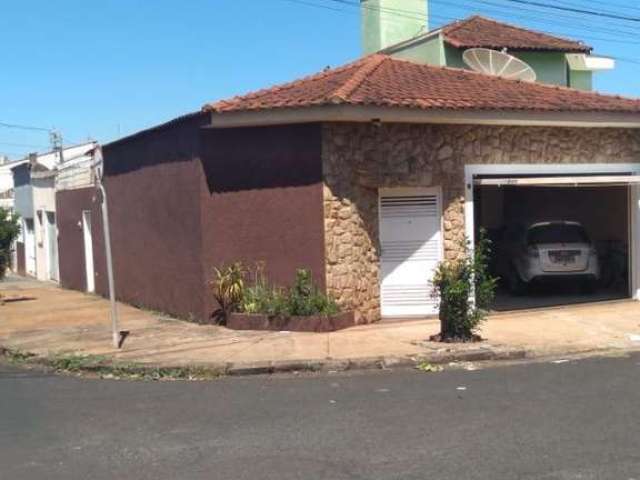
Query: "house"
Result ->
[[0, 155, 25, 212], [376, 13, 613, 90], [12, 142, 96, 281], [1, 155, 29, 272], [56, 1, 640, 323]]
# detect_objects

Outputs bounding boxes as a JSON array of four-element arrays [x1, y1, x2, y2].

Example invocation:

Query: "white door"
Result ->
[[379, 188, 443, 317], [82, 211, 95, 293], [24, 219, 36, 277], [46, 212, 59, 282]]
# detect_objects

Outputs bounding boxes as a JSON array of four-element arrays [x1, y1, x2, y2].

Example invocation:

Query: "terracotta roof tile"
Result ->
[[204, 55, 640, 116], [442, 15, 591, 53]]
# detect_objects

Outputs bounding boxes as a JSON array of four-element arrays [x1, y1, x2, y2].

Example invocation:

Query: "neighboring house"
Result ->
[[12, 142, 96, 281], [56, 1, 640, 323], [0, 155, 26, 212], [55, 145, 103, 294], [0, 156, 28, 272]]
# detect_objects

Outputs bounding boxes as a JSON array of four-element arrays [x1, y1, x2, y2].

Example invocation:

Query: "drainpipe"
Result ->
[[93, 145, 120, 348]]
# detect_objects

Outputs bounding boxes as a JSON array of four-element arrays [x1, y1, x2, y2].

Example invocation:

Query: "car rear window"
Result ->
[[527, 224, 590, 245]]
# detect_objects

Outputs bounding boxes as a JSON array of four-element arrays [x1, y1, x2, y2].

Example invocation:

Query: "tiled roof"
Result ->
[[205, 54, 640, 115], [442, 15, 591, 53]]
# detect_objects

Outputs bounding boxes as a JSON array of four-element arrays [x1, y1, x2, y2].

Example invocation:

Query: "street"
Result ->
[[1, 355, 640, 480]]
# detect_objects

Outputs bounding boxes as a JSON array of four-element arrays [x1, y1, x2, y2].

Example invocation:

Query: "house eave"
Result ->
[[380, 29, 442, 54], [207, 105, 640, 129]]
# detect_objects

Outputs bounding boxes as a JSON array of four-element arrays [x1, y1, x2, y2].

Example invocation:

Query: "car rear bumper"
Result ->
[[519, 259, 600, 283], [527, 273, 599, 285]]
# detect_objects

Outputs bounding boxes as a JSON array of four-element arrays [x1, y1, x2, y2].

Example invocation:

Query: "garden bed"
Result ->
[[227, 311, 356, 333]]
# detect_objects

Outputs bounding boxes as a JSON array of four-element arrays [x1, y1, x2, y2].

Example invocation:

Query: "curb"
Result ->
[[7, 344, 638, 379], [224, 347, 528, 376], [2, 345, 526, 378]]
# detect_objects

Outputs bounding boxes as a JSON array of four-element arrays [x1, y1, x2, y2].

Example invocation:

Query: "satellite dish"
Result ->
[[463, 48, 537, 82]]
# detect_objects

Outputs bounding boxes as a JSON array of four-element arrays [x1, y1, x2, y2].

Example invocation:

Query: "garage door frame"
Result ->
[[464, 163, 640, 301]]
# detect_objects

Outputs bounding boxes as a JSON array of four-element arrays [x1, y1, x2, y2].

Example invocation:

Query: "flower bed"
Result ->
[[227, 311, 356, 333]]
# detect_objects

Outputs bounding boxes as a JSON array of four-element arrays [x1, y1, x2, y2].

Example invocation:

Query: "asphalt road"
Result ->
[[1, 355, 640, 480]]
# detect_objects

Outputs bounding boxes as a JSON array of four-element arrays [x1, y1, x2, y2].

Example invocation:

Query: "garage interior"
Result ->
[[474, 181, 631, 311]]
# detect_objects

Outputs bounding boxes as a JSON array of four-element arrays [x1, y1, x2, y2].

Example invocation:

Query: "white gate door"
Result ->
[[82, 211, 95, 293], [379, 188, 442, 317], [46, 212, 59, 282], [24, 219, 36, 277]]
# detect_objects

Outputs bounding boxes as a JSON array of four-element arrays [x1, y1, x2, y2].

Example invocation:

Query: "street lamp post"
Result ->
[[93, 146, 120, 348]]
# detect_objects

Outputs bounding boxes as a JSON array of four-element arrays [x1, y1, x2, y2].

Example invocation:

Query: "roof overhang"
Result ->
[[566, 54, 615, 71], [475, 175, 640, 187], [443, 41, 590, 54], [6, 159, 29, 172], [381, 30, 442, 54], [30, 169, 56, 180], [208, 105, 640, 129]]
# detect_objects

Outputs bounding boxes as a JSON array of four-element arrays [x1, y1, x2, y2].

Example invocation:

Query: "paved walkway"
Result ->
[[2, 277, 640, 372]]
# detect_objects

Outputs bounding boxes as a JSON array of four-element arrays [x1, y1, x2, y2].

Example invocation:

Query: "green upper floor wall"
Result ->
[[363, 2, 598, 90], [568, 69, 593, 90], [387, 36, 593, 90], [386, 33, 444, 65]]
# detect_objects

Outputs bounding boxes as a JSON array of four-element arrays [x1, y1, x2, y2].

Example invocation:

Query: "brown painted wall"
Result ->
[[56, 120, 327, 323], [56, 187, 106, 294], [102, 113, 210, 321], [200, 124, 326, 318]]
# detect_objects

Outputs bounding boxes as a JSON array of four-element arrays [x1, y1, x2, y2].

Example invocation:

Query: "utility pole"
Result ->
[[93, 146, 120, 348], [50, 130, 64, 164]]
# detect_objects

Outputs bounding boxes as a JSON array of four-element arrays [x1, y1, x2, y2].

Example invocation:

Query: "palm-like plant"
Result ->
[[210, 262, 246, 324]]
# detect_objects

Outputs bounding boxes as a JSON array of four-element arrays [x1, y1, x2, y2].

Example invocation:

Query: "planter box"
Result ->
[[227, 311, 356, 333]]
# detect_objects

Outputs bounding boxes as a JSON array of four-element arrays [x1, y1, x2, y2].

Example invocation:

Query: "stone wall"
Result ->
[[322, 122, 640, 323]]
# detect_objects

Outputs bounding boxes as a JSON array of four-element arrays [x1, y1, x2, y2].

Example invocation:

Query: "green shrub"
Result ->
[[286, 269, 339, 316], [237, 265, 339, 317], [0, 208, 20, 281], [431, 230, 498, 342], [241, 263, 288, 316]]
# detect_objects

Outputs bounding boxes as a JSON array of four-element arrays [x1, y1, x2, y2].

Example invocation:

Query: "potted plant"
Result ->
[[211, 262, 355, 332]]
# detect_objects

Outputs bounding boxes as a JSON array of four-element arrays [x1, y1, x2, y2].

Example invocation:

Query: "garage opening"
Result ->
[[474, 176, 632, 311]]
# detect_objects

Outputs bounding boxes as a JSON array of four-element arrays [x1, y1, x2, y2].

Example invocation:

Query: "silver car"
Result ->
[[502, 221, 600, 293]]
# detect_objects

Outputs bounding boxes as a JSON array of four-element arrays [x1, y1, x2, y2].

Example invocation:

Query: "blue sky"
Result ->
[[1, 0, 638, 160]]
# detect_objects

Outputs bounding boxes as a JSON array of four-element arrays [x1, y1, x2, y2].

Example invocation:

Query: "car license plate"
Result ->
[[550, 251, 576, 264]]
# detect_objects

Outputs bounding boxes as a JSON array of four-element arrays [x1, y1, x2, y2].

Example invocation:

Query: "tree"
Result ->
[[0, 207, 21, 281]]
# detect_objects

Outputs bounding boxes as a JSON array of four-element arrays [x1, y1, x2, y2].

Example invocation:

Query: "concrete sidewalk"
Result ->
[[2, 277, 640, 374]]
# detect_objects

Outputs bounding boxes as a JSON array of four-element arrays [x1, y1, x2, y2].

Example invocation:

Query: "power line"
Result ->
[[282, 0, 459, 28], [456, 0, 640, 37], [429, 0, 640, 44], [323, 0, 640, 41], [0, 141, 49, 149], [551, 0, 640, 16], [281, 0, 349, 13], [501, 0, 640, 23], [0, 150, 30, 158], [309, 0, 640, 66], [0, 121, 51, 133]]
